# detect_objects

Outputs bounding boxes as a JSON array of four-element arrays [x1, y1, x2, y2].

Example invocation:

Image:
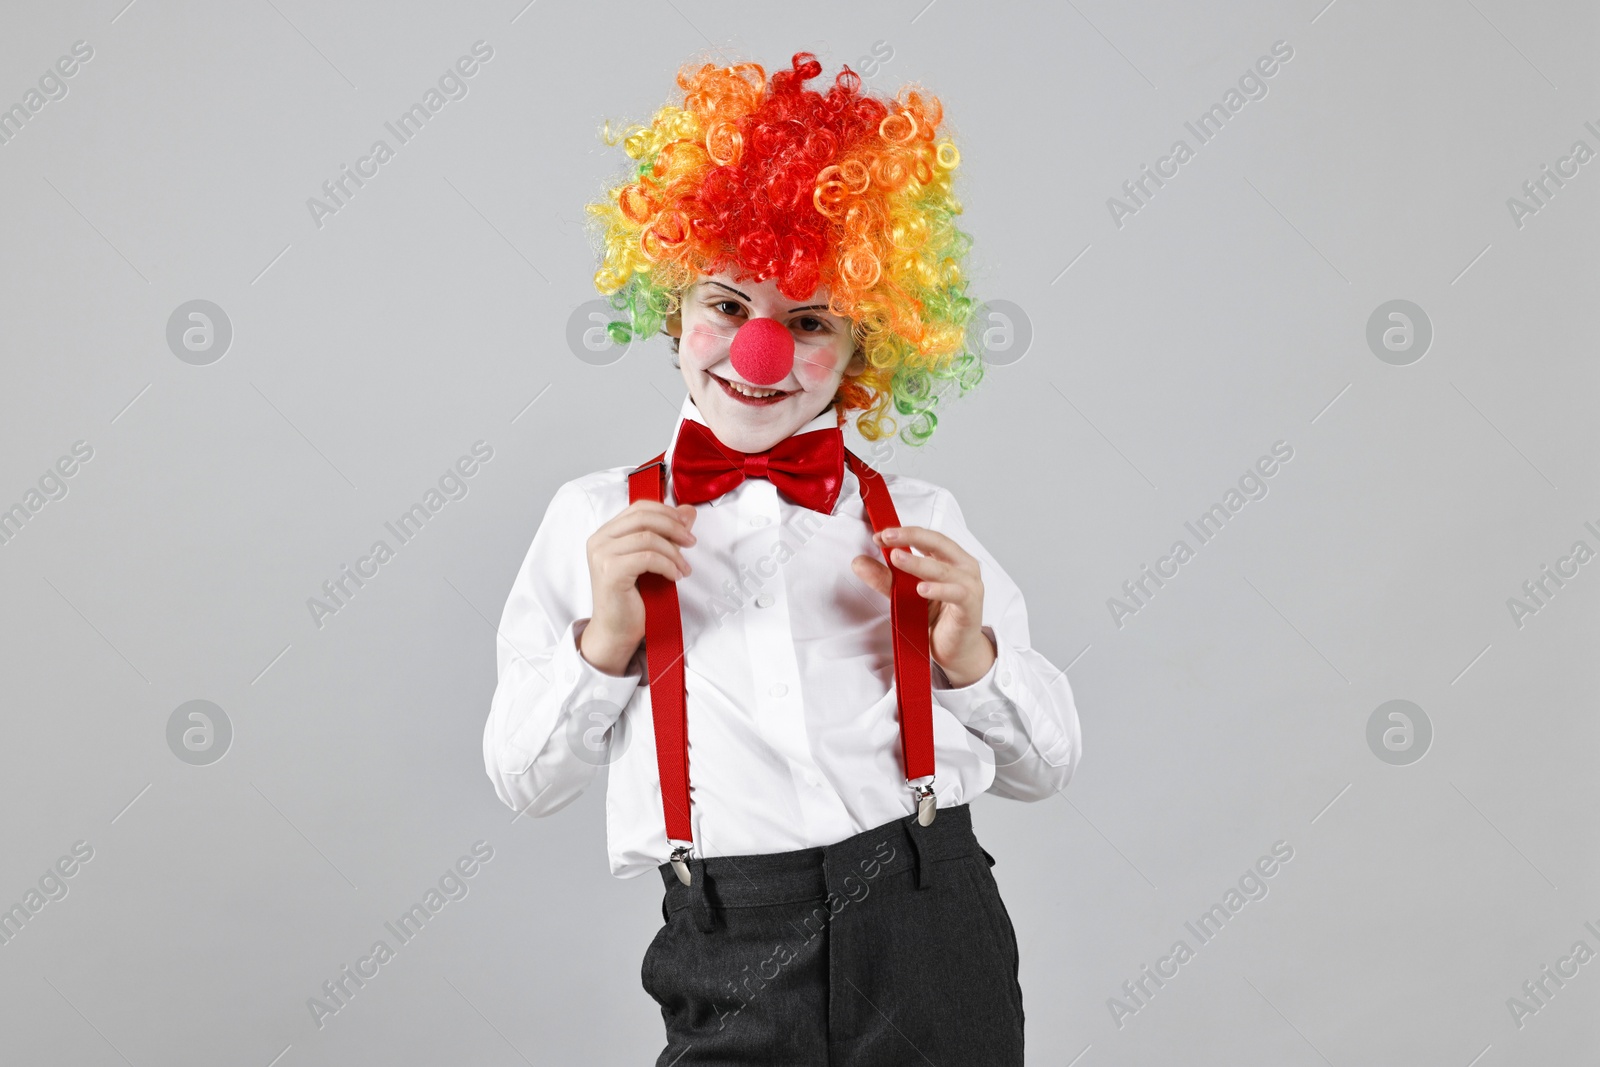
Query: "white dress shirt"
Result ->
[[483, 394, 1083, 879]]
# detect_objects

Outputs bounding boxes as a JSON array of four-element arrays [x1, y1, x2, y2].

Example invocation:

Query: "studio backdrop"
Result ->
[[0, 0, 1595, 1064]]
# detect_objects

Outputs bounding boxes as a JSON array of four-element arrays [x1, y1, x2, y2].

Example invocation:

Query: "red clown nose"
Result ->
[[728, 318, 795, 386]]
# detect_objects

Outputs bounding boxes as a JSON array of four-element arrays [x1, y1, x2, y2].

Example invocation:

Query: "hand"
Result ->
[[581, 500, 698, 675], [851, 525, 997, 688]]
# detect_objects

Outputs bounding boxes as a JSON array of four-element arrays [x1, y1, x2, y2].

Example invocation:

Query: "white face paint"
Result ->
[[671, 269, 866, 453]]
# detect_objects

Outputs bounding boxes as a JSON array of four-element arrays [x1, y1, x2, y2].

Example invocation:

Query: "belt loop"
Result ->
[[904, 814, 932, 890], [689, 858, 716, 933]]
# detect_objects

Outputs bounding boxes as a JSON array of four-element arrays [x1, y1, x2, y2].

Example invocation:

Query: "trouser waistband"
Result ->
[[656, 804, 983, 931]]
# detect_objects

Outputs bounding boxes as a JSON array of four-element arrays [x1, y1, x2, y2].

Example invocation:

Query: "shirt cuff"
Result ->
[[561, 618, 644, 723], [930, 625, 1009, 725]]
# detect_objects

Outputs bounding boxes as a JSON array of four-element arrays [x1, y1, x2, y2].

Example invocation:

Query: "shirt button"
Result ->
[[769, 683, 788, 698], [750, 516, 770, 527], [755, 593, 774, 608], [804, 773, 820, 787], [999, 671, 1012, 687]]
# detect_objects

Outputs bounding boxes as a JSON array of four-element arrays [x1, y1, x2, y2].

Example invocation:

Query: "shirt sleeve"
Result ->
[[482, 478, 645, 819], [926, 485, 1083, 801]]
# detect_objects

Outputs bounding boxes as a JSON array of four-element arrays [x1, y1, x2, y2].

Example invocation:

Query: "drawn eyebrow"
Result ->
[[704, 281, 831, 316], [705, 281, 751, 300]]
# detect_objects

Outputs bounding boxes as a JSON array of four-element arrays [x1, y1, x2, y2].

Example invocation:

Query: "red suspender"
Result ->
[[844, 452, 936, 786], [625, 455, 694, 848], [625, 448, 936, 883]]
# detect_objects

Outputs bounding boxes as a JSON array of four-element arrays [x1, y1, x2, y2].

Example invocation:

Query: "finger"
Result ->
[[637, 500, 699, 534], [613, 530, 692, 576], [619, 499, 696, 532], [886, 546, 963, 584], [624, 499, 689, 521], [875, 526, 973, 568], [850, 554, 892, 597], [912, 579, 969, 602], [607, 507, 698, 546], [615, 548, 690, 582]]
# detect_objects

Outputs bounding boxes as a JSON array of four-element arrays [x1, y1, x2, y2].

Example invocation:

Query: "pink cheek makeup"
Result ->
[[793, 353, 834, 390], [685, 323, 722, 364]]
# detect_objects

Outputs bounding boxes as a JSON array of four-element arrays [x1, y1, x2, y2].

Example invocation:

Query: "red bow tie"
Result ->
[[670, 418, 845, 513]]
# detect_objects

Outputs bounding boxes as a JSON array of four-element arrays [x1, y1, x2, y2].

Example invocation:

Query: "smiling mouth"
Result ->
[[711, 372, 793, 405]]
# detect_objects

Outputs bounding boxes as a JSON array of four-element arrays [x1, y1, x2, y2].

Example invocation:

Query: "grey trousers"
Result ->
[[642, 803, 1025, 1065]]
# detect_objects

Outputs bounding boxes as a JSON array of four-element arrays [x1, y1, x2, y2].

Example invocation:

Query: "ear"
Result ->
[[663, 308, 683, 339], [841, 346, 867, 378]]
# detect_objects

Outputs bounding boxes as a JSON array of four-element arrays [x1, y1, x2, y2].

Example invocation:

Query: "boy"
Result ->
[[483, 51, 1082, 1064]]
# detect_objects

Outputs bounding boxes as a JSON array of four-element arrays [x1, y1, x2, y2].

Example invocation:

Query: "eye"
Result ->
[[792, 316, 830, 333], [708, 299, 744, 318]]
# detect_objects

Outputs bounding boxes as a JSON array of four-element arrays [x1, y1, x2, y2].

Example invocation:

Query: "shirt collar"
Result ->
[[662, 394, 850, 509]]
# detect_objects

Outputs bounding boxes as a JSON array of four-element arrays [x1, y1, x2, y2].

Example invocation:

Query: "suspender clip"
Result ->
[[912, 778, 937, 826], [670, 844, 693, 886]]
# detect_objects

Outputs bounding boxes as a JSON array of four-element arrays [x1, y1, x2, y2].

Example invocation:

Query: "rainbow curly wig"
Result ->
[[584, 51, 984, 446]]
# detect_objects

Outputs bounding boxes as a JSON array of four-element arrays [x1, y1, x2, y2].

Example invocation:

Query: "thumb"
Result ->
[[851, 554, 892, 597]]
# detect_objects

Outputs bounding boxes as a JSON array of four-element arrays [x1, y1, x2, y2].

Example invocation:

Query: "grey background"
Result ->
[[1, 0, 1595, 1064]]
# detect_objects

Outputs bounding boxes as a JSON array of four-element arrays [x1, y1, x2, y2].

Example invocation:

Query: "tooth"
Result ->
[[727, 378, 780, 397]]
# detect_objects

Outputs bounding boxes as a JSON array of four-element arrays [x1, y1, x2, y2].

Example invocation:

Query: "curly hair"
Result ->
[[583, 51, 984, 446]]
